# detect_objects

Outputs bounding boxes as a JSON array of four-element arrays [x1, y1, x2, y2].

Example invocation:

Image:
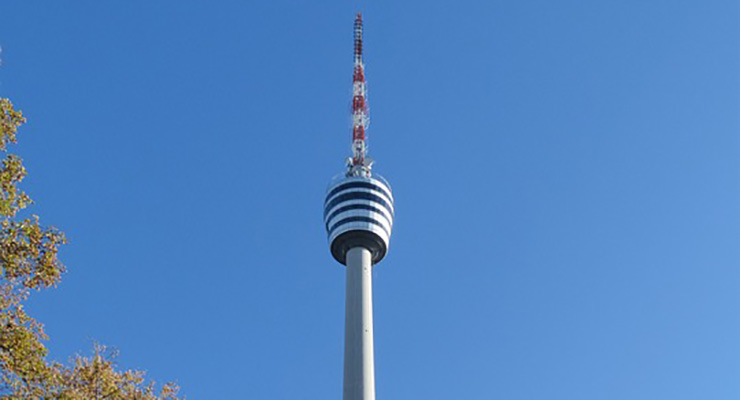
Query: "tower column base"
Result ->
[[343, 246, 375, 400]]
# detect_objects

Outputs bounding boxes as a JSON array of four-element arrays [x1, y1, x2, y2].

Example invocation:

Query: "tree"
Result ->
[[0, 98, 180, 399]]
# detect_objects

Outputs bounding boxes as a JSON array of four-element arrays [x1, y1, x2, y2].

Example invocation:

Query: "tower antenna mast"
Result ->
[[349, 13, 372, 176]]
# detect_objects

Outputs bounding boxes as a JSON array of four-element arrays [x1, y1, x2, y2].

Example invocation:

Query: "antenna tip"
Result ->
[[354, 13, 364, 60]]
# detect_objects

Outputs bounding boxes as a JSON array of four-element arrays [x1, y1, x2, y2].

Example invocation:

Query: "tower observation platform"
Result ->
[[324, 174, 394, 265]]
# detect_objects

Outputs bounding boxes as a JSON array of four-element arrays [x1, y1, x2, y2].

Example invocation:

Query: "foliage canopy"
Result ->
[[0, 98, 180, 399]]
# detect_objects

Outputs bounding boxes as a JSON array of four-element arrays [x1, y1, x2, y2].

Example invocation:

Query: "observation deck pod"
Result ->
[[324, 173, 394, 265]]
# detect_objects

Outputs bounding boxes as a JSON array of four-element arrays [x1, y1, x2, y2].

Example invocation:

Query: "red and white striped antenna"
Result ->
[[348, 12, 372, 176]]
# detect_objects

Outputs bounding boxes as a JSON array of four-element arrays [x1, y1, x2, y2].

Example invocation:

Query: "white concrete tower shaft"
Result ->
[[343, 247, 375, 399]]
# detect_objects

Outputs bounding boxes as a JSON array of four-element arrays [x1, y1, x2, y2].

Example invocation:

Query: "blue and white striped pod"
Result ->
[[324, 175, 394, 265]]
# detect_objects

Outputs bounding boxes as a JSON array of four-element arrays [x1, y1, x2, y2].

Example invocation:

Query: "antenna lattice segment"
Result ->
[[350, 13, 371, 175]]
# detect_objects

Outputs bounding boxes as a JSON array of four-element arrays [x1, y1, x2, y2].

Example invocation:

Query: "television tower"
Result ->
[[323, 13, 394, 400]]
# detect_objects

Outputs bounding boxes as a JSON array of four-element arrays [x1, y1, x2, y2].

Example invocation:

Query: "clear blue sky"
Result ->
[[1, 1, 739, 398]]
